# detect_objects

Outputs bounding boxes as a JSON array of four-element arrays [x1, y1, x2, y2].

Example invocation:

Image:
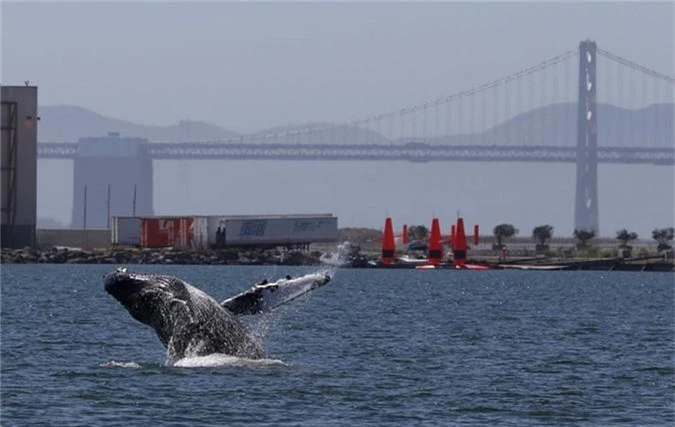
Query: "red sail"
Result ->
[[402, 224, 409, 245], [474, 224, 480, 245], [453, 217, 468, 268], [381, 217, 396, 265], [428, 218, 443, 265]]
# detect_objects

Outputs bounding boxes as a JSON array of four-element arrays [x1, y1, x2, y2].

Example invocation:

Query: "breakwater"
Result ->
[[1, 247, 672, 271], [1, 247, 324, 266]]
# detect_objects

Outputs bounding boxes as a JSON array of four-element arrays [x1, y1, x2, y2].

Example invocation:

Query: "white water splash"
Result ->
[[100, 361, 142, 369], [320, 242, 356, 267], [172, 353, 285, 368]]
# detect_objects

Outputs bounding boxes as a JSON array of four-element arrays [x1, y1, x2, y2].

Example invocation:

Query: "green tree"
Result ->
[[652, 227, 674, 252], [616, 229, 638, 248], [532, 225, 554, 246], [408, 225, 429, 241], [493, 223, 518, 247], [574, 229, 596, 249]]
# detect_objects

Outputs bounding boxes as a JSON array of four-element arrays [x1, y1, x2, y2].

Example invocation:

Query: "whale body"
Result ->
[[104, 269, 331, 361], [105, 269, 264, 361]]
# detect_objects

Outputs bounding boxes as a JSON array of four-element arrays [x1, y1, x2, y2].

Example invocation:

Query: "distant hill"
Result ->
[[252, 103, 673, 147], [423, 103, 674, 147], [38, 105, 240, 142], [37, 103, 673, 147]]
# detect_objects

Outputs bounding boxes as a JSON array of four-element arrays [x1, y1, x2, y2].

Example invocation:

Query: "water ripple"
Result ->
[[1, 265, 673, 426]]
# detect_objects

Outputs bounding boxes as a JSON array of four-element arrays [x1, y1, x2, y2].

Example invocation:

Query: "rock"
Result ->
[[0, 246, 332, 266]]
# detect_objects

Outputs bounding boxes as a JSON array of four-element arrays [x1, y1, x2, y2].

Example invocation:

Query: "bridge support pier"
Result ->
[[71, 135, 153, 228], [574, 39, 599, 234]]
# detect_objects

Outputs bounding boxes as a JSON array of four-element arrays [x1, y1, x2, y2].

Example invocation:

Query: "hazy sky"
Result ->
[[3, 1, 674, 237], [3, 1, 674, 132]]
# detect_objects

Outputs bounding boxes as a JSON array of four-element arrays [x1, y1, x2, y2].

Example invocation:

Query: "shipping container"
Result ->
[[115, 214, 334, 249], [190, 216, 208, 249], [207, 216, 223, 246], [139, 216, 208, 249], [141, 217, 179, 248], [111, 216, 141, 246], [207, 214, 338, 247]]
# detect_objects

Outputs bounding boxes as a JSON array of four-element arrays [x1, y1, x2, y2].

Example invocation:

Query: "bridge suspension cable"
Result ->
[[597, 48, 675, 84], [349, 49, 578, 126], [243, 49, 579, 144]]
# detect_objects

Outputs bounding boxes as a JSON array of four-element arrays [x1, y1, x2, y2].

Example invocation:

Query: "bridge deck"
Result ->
[[37, 142, 674, 165]]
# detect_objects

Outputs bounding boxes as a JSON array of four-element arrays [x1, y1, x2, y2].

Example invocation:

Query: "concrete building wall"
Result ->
[[71, 134, 153, 228], [1, 85, 38, 248], [36, 228, 110, 250]]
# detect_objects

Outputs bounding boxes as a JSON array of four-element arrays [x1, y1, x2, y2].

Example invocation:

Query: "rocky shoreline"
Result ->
[[0, 247, 327, 266], [2, 246, 673, 272]]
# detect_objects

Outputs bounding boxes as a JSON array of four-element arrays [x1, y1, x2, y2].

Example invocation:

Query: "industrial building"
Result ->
[[71, 133, 154, 228], [1, 85, 38, 248]]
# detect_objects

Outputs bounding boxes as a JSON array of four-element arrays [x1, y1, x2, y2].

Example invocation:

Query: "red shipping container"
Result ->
[[141, 217, 177, 248], [140, 217, 195, 248]]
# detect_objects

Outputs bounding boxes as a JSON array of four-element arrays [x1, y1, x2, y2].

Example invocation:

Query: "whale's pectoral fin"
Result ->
[[220, 287, 266, 316], [221, 273, 331, 316]]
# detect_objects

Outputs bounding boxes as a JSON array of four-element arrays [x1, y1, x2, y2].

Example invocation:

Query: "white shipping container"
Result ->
[[207, 214, 337, 246], [190, 216, 209, 249], [223, 216, 338, 246], [111, 216, 141, 246], [207, 215, 226, 246]]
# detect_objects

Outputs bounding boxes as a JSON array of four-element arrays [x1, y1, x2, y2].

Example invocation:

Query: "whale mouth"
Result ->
[[104, 268, 148, 300]]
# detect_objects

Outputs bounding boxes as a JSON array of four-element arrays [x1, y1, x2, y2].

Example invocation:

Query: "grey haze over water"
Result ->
[[3, 2, 674, 237]]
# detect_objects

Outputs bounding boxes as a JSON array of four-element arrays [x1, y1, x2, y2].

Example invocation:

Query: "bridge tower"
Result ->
[[71, 133, 153, 228], [574, 39, 599, 234]]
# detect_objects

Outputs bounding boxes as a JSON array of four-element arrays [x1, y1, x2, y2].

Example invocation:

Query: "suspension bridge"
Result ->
[[38, 40, 674, 232]]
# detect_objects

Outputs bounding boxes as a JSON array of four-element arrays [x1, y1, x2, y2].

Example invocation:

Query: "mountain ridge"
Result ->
[[39, 105, 240, 142], [38, 103, 674, 147]]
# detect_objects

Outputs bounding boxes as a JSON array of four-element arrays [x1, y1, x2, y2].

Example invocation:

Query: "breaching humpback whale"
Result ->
[[104, 268, 331, 361]]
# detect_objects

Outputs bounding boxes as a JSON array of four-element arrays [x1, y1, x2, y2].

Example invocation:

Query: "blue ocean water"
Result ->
[[1, 264, 673, 426]]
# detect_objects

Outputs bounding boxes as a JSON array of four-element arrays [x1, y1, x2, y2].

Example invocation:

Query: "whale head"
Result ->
[[104, 268, 191, 345]]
